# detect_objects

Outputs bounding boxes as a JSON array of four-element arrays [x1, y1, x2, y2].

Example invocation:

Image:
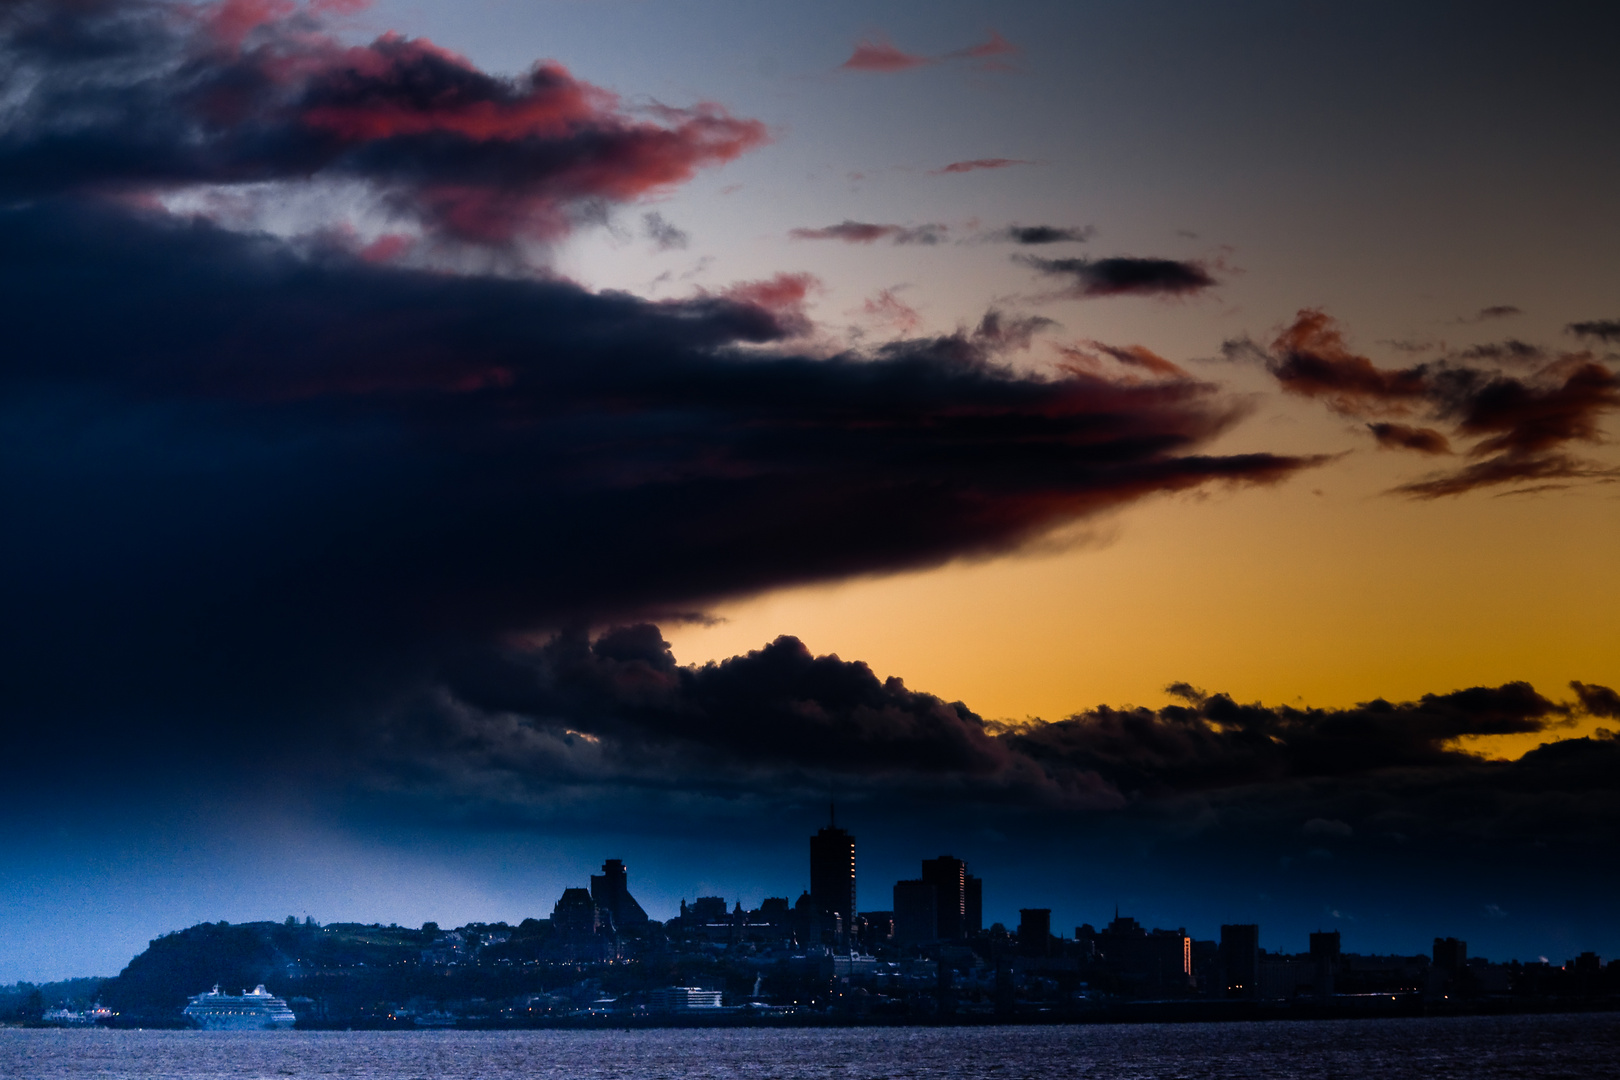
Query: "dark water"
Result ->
[[5, 1014, 1619, 1080]]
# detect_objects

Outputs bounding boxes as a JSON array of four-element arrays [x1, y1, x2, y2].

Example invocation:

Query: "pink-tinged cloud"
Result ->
[[1059, 342, 1189, 381], [840, 38, 933, 72], [358, 233, 413, 263], [1238, 310, 1620, 497], [861, 289, 922, 334], [1368, 422, 1452, 455], [932, 158, 1032, 175], [0, 1, 769, 246], [720, 273, 819, 335], [949, 30, 1019, 60], [791, 221, 896, 243], [1265, 309, 1430, 414], [203, 0, 297, 48], [840, 30, 1017, 73]]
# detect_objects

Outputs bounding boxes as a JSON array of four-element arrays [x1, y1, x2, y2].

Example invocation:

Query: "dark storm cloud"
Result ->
[[990, 225, 1094, 245], [1568, 319, 1620, 343], [0, 200, 1322, 785], [435, 628, 1014, 782], [1235, 310, 1620, 496], [788, 220, 948, 245], [372, 627, 1620, 865], [0, 2, 1338, 806], [1016, 254, 1217, 298], [1000, 681, 1574, 798], [0, 0, 766, 245]]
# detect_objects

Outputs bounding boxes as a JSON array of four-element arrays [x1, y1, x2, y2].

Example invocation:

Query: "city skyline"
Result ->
[[2, 0, 1617, 985]]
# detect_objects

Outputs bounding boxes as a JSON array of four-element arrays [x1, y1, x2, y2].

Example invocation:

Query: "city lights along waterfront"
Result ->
[[8, 816, 1617, 1031]]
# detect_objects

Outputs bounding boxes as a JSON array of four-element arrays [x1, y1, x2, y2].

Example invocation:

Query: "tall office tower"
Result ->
[[1220, 924, 1260, 998], [964, 873, 983, 934], [590, 859, 650, 931], [921, 855, 967, 940], [1310, 930, 1341, 999], [1432, 937, 1467, 972], [1017, 908, 1052, 957], [893, 879, 938, 947], [809, 807, 856, 934]]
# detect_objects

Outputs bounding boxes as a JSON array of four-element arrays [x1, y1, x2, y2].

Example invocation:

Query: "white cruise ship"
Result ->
[[182, 985, 297, 1030]]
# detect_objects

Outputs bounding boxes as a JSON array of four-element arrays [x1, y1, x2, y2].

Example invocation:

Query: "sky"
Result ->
[[1, 0, 1618, 982]]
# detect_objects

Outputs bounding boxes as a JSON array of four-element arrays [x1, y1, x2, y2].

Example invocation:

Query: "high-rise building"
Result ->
[[1221, 924, 1260, 998], [893, 879, 938, 947], [964, 873, 983, 934], [1018, 908, 1052, 956], [1433, 937, 1467, 972], [590, 859, 649, 932], [791, 890, 821, 946], [1092, 913, 1192, 995], [809, 807, 856, 933], [1310, 930, 1341, 999], [758, 897, 791, 929], [921, 856, 967, 940]]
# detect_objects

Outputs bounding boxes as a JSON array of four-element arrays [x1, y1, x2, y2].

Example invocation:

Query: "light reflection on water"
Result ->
[[5, 1014, 1619, 1080]]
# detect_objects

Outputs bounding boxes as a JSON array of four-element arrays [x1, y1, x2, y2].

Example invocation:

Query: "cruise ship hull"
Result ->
[[182, 985, 297, 1030], [185, 1011, 296, 1031]]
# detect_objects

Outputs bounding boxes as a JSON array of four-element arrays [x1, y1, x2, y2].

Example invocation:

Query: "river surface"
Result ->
[[5, 1014, 1619, 1079]]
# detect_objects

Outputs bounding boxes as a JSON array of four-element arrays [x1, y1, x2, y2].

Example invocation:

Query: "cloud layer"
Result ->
[[0, 0, 765, 246], [1233, 310, 1620, 496], [1, 200, 1323, 782], [839, 31, 1017, 74], [1018, 255, 1217, 298], [789, 220, 948, 245], [361, 624, 1620, 887], [0, 3, 1344, 811]]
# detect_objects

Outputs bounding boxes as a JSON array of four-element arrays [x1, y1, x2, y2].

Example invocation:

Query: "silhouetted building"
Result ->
[[1094, 913, 1192, 996], [758, 897, 791, 929], [862, 910, 895, 946], [1191, 939, 1220, 992], [1221, 924, 1260, 998], [791, 890, 821, 946], [552, 888, 599, 937], [1018, 908, 1051, 957], [1074, 923, 1098, 963], [1310, 931, 1341, 998], [965, 873, 982, 934], [893, 880, 937, 947], [1433, 937, 1467, 972], [809, 808, 856, 938], [590, 859, 649, 932], [1258, 954, 1316, 1000], [921, 856, 968, 940], [682, 896, 729, 926]]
